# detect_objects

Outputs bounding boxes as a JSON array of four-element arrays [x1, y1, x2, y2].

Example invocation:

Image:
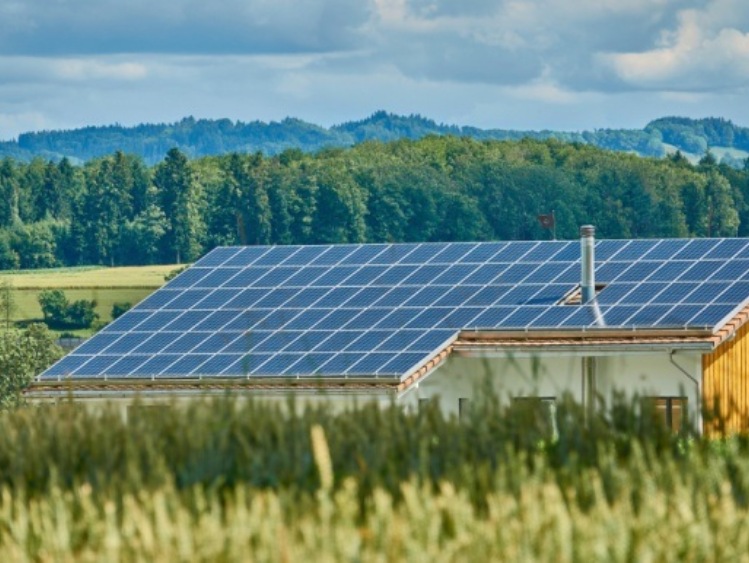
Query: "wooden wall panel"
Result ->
[[703, 322, 749, 435]]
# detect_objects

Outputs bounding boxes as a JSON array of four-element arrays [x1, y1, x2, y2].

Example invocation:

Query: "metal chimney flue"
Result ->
[[580, 225, 595, 304]]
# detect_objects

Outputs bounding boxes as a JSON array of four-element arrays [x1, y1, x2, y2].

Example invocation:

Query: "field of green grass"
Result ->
[[0, 395, 748, 559], [0, 264, 178, 332]]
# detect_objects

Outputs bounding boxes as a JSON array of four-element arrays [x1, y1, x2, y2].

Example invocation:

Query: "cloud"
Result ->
[[0, 0, 372, 55], [601, 5, 749, 91]]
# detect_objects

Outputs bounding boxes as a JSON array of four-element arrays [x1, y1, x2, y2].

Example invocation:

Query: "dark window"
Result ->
[[643, 396, 687, 431]]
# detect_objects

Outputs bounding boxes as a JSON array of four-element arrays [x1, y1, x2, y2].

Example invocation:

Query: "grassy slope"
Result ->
[[0, 264, 177, 328]]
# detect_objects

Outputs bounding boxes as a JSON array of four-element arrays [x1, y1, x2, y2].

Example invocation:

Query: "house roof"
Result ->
[[37, 238, 749, 387]]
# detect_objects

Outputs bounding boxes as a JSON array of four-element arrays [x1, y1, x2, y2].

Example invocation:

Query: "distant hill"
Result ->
[[1, 112, 748, 166]]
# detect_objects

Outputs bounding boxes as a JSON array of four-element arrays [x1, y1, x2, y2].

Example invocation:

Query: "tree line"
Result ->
[[4, 113, 749, 165], [0, 136, 747, 270]]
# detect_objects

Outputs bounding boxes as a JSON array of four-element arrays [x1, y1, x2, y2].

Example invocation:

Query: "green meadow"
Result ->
[[0, 265, 176, 335]]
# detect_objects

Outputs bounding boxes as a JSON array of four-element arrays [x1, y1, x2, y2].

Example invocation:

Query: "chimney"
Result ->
[[580, 225, 595, 304]]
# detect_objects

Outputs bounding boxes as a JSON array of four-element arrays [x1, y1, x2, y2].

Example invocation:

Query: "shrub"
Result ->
[[111, 301, 132, 320], [38, 289, 99, 329]]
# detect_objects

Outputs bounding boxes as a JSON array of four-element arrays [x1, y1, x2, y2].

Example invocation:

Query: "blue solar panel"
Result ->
[[372, 265, 415, 285], [136, 332, 186, 354], [705, 239, 749, 259], [494, 264, 537, 283], [162, 332, 210, 354], [283, 245, 330, 265], [610, 240, 658, 261], [471, 306, 520, 328], [315, 331, 365, 352], [674, 239, 720, 260], [193, 288, 242, 309], [162, 355, 211, 376], [402, 265, 445, 285], [640, 240, 685, 260], [679, 261, 720, 282], [71, 332, 121, 354], [253, 288, 297, 308], [253, 267, 300, 287], [192, 268, 242, 288], [316, 353, 362, 375], [339, 245, 388, 265], [465, 286, 508, 306], [435, 286, 480, 307], [248, 353, 302, 376], [343, 308, 391, 330], [649, 261, 692, 281], [313, 267, 358, 286], [313, 245, 357, 265], [223, 288, 267, 309], [167, 268, 212, 289], [432, 265, 475, 285], [346, 352, 396, 375], [344, 287, 390, 308], [192, 333, 243, 353], [193, 247, 242, 267], [196, 353, 243, 375], [137, 290, 181, 310], [41, 238, 749, 383], [458, 242, 506, 263], [404, 244, 448, 264], [369, 244, 420, 264], [594, 240, 628, 261], [406, 308, 451, 329], [346, 330, 396, 351], [523, 262, 570, 283], [284, 309, 332, 330], [710, 261, 749, 281], [223, 267, 270, 288], [279, 267, 329, 287], [429, 243, 478, 263], [343, 266, 389, 286], [375, 287, 417, 307], [282, 287, 329, 308], [652, 282, 700, 304], [192, 310, 242, 331], [221, 246, 271, 267], [163, 290, 211, 310], [491, 242, 536, 262]]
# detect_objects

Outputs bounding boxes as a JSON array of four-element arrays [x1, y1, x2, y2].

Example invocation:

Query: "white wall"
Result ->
[[402, 350, 703, 423]]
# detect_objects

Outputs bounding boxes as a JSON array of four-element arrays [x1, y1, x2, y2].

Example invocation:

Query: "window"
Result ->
[[509, 396, 558, 439], [643, 396, 687, 431]]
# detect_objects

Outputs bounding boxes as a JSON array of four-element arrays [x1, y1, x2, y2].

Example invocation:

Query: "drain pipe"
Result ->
[[580, 226, 597, 419], [669, 350, 702, 432]]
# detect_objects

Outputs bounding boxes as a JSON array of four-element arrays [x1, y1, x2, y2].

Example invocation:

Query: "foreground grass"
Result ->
[[0, 395, 748, 559]]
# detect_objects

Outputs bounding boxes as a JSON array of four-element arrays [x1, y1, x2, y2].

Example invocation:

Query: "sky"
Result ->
[[1, 0, 749, 141]]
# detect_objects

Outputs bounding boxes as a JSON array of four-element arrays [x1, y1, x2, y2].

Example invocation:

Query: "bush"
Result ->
[[111, 301, 132, 319], [38, 289, 98, 329]]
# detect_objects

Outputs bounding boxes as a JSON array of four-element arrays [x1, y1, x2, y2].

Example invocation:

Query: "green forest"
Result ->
[[0, 135, 747, 270], [2, 113, 749, 167]]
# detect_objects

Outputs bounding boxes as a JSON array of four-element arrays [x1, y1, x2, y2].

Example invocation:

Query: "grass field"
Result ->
[[0, 396, 748, 559], [0, 264, 178, 330]]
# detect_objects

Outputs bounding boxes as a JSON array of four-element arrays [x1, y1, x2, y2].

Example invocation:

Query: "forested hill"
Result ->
[[1, 113, 748, 166], [0, 136, 747, 271]]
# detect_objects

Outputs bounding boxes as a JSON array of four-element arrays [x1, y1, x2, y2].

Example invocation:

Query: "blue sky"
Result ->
[[1, 0, 749, 140]]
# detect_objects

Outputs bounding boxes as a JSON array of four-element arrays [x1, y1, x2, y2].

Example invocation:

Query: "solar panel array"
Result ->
[[41, 238, 749, 381]]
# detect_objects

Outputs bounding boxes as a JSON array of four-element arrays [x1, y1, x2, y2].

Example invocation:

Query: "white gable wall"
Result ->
[[402, 350, 703, 424]]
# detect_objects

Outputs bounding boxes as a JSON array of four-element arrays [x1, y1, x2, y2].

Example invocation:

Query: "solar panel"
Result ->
[[40, 238, 749, 383]]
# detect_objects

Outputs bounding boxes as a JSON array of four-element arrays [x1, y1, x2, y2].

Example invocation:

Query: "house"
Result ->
[[29, 227, 749, 433]]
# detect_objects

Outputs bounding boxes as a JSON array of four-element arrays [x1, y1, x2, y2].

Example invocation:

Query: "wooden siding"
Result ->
[[703, 321, 749, 435]]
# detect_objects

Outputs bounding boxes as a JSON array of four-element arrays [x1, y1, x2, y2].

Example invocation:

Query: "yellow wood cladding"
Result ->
[[703, 321, 749, 435]]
